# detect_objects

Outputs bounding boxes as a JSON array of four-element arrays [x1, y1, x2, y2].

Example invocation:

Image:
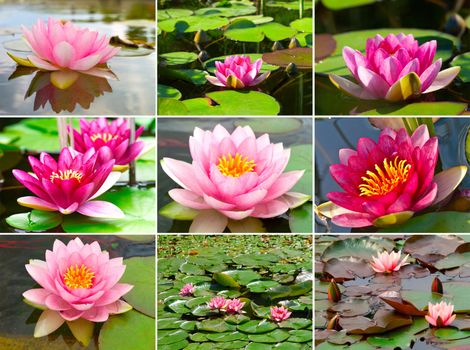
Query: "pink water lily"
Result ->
[[207, 296, 227, 310], [179, 283, 195, 297], [224, 299, 245, 313], [206, 55, 270, 89], [270, 306, 292, 322], [329, 33, 461, 101], [71, 118, 145, 168], [10, 18, 119, 72], [161, 125, 308, 233], [23, 238, 133, 339], [317, 125, 467, 227], [425, 301, 456, 327], [370, 250, 409, 273], [12, 147, 124, 218]]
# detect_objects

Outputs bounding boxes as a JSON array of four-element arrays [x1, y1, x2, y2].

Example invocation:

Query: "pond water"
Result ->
[[157, 117, 312, 233], [315, 117, 470, 233], [0, 0, 155, 115], [0, 235, 154, 349], [158, 0, 313, 115]]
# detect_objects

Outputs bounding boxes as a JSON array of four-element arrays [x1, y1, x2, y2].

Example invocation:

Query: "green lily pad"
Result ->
[[160, 68, 209, 85], [380, 212, 470, 233], [287, 329, 312, 342], [159, 201, 199, 221], [267, 1, 314, 10], [233, 253, 280, 267], [213, 272, 241, 288], [316, 28, 459, 76], [284, 144, 312, 196], [160, 52, 198, 66], [322, 0, 377, 10], [434, 327, 470, 340], [180, 91, 281, 116], [290, 18, 312, 33], [289, 203, 313, 233], [158, 84, 182, 100], [237, 320, 278, 334], [206, 331, 248, 342], [158, 16, 229, 33], [451, 53, 470, 82], [262, 48, 312, 69], [248, 329, 290, 343], [278, 318, 312, 330], [99, 310, 155, 350], [366, 317, 429, 348], [157, 8, 194, 20], [195, 4, 257, 17], [6, 210, 62, 232], [225, 19, 264, 42], [259, 22, 297, 41], [222, 270, 262, 285], [197, 319, 236, 333], [120, 256, 155, 317], [321, 237, 394, 261], [158, 98, 191, 115], [62, 187, 155, 233], [360, 102, 467, 116]]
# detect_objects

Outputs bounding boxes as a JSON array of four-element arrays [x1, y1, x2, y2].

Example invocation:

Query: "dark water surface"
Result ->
[[0, 0, 155, 115]]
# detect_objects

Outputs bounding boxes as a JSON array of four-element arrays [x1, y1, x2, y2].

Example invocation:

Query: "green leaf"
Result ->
[[160, 51, 198, 65], [285, 144, 312, 195], [434, 327, 470, 340], [290, 18, 313, 33], [158, 98, 190, 115], [287, 329, 312, 342], [451, 52, 470, 82], [180, 91, 281, 116], [237, 320, 278, 334], [62, 187, 155, 233], [99, 310, 155, 350], [360, 102, 467, 116], [158, 84, 182, 99], [120, 256, 155, 317], [232, 254, 280, 267], [158, 8, 193, 20], [248, 329, 290, 343], [222, 270, 261, 285], [6, 210, 63, 232], [159, 201, 199, 220], [278, 318, 312, 330], [206, 331, 248, 342], [321, 236, 394, 261], [213, 272, 241, 288], [158, 16, 229, 33], [322, 0, 377, 10], [225, 19, 264, 42], [197, 319, 236, 333], [246, 280, 280, 293], [380, 212, 470, 233], [289, 203, 313, 233], [259, 22, 297, 41], [367, 317, 429, 348]]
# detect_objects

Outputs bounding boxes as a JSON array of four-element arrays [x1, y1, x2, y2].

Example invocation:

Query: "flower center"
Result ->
[[217, 153, 256, 178], [359, 156, 411, 197], [90, 133, 117, 143], [63, 264, 95, 289], [50, 169, 84, 183]]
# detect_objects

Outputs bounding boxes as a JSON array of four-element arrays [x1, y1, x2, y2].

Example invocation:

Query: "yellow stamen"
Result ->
[[63, 264, 95, 289], [50, 169, 84, 183], [217, 153, 256, 178], [90, 133, 117, 143], [359, 156, 411, 197]]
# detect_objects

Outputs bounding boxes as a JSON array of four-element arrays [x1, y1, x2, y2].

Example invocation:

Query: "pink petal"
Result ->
[[34, 310, 65, 337], [332, 212, 375, 227], [423, 66, 461, 93], [169, 189, 211, 210], [17, 196, 58, 211], [189, 209, 228, 233], [251, 199, 289, 218], [357, 66, 390, 98], [161, 158, 201, 194], [76, 201, 124, 219], [69, 54, 101, 71], [411, 182, 438, 212], [52, 41, 76, 68], [23, 288, 50, 306], [419, 59, 442, 92], [28, 55, 59, 71], [329, 74, 377, 100]]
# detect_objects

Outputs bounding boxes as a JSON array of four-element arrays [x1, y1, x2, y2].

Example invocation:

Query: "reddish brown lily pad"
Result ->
[[315, 34, 336, 62], [339, 309, 412, 335], [324, 258, 374, 281], [262, 48, 312, 69], [329, 299, 370, 317], [404, 235, 463, 257]]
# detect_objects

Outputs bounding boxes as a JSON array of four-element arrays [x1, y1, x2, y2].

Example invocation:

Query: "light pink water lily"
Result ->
[[179, 283, 195, 297], [9, 18, 119, 73], [270, 306, 292, 322], [23, 238, 133, 341], [317, 125, 467, 228], [329, 33, 461, 101], [161, 125, 308, 233], [207, 296, 227, 310], [71, 118, 145, 169], [370, 250, 409, 273], [425, 301, 456, 327], [224, 299, 245, 314], [12, 147, 124, 218], [206, 55, 270, 89]]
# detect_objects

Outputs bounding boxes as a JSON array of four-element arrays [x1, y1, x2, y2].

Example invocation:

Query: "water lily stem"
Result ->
[[129, 118, 137, 186], [299, 0, 304, 19]]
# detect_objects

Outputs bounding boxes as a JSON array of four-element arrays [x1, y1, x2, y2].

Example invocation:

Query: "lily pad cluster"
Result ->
[[158, 0, 312, 115], [158, 235, 313, 349], [0, 118, 155, 233], [315, 235, 470, 349]]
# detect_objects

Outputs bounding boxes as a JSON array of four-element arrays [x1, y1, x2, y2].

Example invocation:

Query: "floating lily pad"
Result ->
[[451, 53, 470, 83], [285, 144, 313, 195], [290, 18, 312, 33], [160, 52, 198, 65], [267, 1, 314, 10], [360, 102, 467, 116], [380, 212, 470, 233], [158, 84, 182, 99], [321, 237, 394, 261], [158, 16, 229, 33], [322, 0, 377, 10], [62, 187, 155, 233], [238, 320, 278, 334], [158, 8, 194, 20], [262, 48, 312, 69], [289, 203, 313, 233], [99, 310, 155, 350], [6, 210, 62, 232], [121, 256, 155, 317]]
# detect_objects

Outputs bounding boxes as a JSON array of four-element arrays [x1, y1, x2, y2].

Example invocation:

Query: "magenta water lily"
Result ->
[[71, 117, 145, 169], [161, 124, 309, 233], [317, 125, 467, 228], [9, 18, 119, 72], [206, 55, 270, 89], [12, 147, 124, 218], [23, 238, 133, 341], [329, 33, 461, 101]]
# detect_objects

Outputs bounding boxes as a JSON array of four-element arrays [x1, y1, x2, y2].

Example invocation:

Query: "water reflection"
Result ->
[[9, 68, 115, 113]]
